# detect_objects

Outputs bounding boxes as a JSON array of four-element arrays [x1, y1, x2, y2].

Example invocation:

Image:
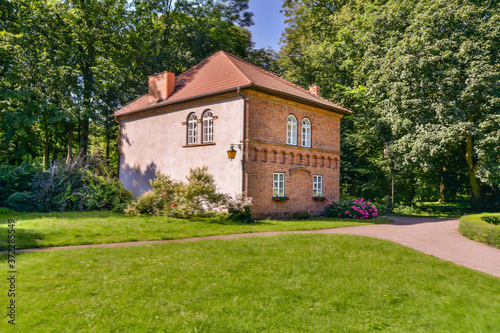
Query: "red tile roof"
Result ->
[[113, 51, 352, 117]]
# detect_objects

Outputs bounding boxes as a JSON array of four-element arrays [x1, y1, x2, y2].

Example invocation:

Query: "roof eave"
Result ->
[[113, 83, 353, 120], [113, 84, 255, 120], [246, 86, 353, 116]]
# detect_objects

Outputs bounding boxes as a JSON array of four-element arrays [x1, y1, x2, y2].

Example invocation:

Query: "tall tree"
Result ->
[[368, 0, 500, 208], [1, 0, 255, 168], [280, 0, 499, 207]]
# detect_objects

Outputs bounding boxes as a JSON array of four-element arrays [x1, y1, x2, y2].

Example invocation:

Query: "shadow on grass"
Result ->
[[190, 216, 273, 226], [0, 228, 46, 251]]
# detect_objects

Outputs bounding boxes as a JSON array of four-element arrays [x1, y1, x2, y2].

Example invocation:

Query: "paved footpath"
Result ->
[[16, 216, 500, 278]]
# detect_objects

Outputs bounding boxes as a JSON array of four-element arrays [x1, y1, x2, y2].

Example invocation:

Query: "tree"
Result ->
[[369, 0, 500, 208], [1, 0, 255, 169], [279, 0, 499, 207]]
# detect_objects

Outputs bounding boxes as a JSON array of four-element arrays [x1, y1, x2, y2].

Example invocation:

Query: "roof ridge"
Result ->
[[220, 51, 253, 85], [176, 51, 222, 80], [225, 52, 349, 111]]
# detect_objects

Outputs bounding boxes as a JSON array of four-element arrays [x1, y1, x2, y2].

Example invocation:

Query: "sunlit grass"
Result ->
[[1, 234, 499, 332], [0, 211, 391, 250]]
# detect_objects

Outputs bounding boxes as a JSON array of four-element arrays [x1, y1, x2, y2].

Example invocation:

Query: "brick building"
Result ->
[[112, 51, 351, 218]]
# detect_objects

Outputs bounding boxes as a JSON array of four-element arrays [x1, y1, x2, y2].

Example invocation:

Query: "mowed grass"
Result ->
[[1, 234, 499, 332], [0, 211, 390, 250]]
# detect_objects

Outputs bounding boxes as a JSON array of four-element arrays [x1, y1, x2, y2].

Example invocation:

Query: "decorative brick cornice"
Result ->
[[245, 90, 344, 119], [247, 140, 341, 155]]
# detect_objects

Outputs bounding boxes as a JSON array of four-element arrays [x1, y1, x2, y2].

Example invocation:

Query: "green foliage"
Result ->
[[459, 214, 500, 249], [0, 160, 42, 204], [4, 191, 32, 212], [126, 166, 228, 218], [279, 0, 500, 208], [225, 195, 254, 223], [0, 151, 132, 212], [0, 207, 14, 214], [325, 198, 379, 219], [482, 216, 500, 226], [272, 196, 289, 202], [294, 211, 310, 219], [1, 0, 255, 167], [28, 152, 132, 212]]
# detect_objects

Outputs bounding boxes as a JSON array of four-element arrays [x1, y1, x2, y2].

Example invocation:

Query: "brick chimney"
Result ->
[[148, 71, 175, 103], [309, 84, 320, 97]]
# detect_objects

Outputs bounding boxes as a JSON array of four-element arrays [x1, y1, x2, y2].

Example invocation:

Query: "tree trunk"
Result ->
[[67, 122, 74, 163], [465, 134, 482, 209], [43, 119, 50, 168], [105, 124, 110, 163], [78, 44, 95, 156], [43, 130, 50, 168], [439, 167, 446, 203], [79, 118, 89, 156]]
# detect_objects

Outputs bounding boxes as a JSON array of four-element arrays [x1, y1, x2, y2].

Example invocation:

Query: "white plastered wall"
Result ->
[[119, 97, 244, 198]]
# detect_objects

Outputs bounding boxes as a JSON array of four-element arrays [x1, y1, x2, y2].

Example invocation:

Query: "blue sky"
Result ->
[[248, 0, 287, 51]]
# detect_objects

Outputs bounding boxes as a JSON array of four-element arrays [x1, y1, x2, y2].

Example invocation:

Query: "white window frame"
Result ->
[[313, 175, 323, 197], [187, 113, 198, 145], [273, 172, 285, 197], [287, 114, 297, 145], [202, 110, 213, 143], [302, 118, 311, 147]]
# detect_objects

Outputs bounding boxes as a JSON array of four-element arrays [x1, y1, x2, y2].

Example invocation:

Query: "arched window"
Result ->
[[187, 113, 198, 144], [202, 110, 213, 143], [302, 118, 311, 147], [287, 114, 297, 145]]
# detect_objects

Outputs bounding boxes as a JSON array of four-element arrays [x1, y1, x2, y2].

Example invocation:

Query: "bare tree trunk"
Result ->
[[43, 119, 50, 168], [439, 176, 446, 203], [67, 122, 74, 163], [439, 167, 446, 203], [465, 134, 482, 209], [79, 118, 89, 156], [43, 131, 50, 168], [105, 124, 110, 163]]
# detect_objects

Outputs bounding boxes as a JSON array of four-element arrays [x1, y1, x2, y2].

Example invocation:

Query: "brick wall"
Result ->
[[244, 91, 342, 218]]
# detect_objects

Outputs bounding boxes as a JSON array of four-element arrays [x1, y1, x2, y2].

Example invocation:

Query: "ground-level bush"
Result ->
[[325, 198, 378, 219], [459, 213, 500, 249], [126, 167, 253, 221], [1, 151, 132, 212], [0, 160, 42, 204]]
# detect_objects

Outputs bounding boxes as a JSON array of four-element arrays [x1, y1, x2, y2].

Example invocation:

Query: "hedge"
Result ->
[[459, 213, 500, 249]]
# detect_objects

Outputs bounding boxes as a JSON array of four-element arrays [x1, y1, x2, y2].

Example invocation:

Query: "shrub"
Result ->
[[29, 151, 132, 212], [4, 192, 33, 212], [126, 166, 228, 218], [225, 195, 253, 223], [294, 211, 310, 219], [0, 207, 15, 214], [325, 198, 378, 219], [459, 214, 500, 249], [0, 160, 42, 204], [482, 216, 500, 225], [125, 173, 182, 216]]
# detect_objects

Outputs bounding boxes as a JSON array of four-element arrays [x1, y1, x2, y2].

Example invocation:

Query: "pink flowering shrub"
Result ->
[[325, 198, 378, 219]]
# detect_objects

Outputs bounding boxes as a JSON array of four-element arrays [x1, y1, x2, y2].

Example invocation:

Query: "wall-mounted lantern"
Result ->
[[227, 144, 242, 161]]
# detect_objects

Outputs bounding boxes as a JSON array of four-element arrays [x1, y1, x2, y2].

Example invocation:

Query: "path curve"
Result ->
[[14, 216, 500, 278]]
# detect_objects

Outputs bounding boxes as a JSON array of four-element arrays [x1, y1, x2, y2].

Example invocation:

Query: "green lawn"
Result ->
[[459, 213, 500, 249], [1, 234, 499, 332], [0, 211, 391, 250]]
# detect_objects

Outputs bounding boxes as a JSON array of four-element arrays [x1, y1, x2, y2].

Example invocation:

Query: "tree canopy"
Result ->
[[280, 0, 499, 208]]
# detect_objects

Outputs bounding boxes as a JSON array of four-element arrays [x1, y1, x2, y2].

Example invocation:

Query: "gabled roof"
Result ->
[[113, 51, 352, 118]]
